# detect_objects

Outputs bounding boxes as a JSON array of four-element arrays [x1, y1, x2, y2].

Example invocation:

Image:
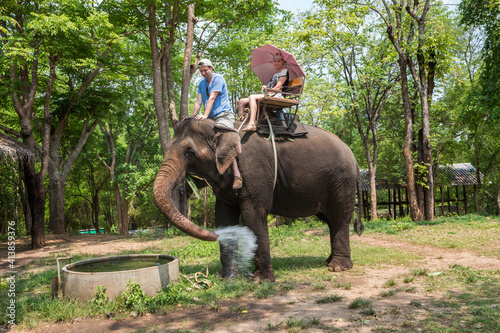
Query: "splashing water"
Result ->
[[215, 226, 257, 276]]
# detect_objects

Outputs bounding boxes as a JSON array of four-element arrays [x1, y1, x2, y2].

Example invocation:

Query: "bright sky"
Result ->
[[278, 0, 462, 13], [277, 0, 314, 13]]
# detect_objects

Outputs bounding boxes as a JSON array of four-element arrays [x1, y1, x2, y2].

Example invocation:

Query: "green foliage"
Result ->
[[460, 0, 500, 117], [189, 188, 216, 229], [92, 286, 109, 307], [362, 216, 416, 234]]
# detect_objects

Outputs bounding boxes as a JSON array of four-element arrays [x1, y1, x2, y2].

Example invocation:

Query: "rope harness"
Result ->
[[237, 112, 278, 191]]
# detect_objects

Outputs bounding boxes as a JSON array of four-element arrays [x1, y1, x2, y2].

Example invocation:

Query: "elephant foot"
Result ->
[[327, 258, 353, 272], [328, 266, 349, 272], [219, 270, 238, 280], [249, 268, 276, 283]]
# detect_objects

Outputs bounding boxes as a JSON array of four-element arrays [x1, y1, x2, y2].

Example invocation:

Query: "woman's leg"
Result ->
[[237, 98, 249, 118], [243, 94, 264, 131]]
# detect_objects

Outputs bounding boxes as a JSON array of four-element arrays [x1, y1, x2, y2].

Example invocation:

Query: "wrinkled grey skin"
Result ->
[[154, 118, 363, 282]]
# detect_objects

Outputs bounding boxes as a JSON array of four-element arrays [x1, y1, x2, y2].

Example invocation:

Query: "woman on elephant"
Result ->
[[237, 53, 289, 132]]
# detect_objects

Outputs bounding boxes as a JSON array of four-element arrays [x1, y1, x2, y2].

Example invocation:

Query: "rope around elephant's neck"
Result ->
[[237, 114, 249, 132], [264, 113, 278, 191]]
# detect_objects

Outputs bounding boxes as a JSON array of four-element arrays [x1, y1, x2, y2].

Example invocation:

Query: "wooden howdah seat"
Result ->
[[257, 76, 305, 129]]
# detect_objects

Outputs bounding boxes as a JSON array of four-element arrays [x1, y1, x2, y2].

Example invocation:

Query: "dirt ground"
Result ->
[[1, 231, 499, 333]]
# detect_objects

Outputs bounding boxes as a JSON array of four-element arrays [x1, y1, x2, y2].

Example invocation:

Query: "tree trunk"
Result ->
[[421, 94, 434, 221], [1, 206, 7, 235], [496, 188, 500, 216], [48, 173, 66, 234], [179, 3, 197, 119], [271, 215, 281, 228], [410, 1, 434, 221], [121, 197, 129, 235], [92, 190, 100, 233], [114, 185, 126, 235], [17, 162, 32, 235], [399, 57, 423, 221], [148, 2, 170, 155], [203, 188, 208, 228], [368, 166, 377, 220], [164, 1, 179, 126], [23, 160, 46, 249]]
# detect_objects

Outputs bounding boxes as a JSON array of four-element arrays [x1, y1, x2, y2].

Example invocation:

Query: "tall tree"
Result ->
[[460, 0, 500, 214], [298, 1, 398, 219], [1, 0, 52, 247], [98, 77, 160, 235], [350, 0, 454, 221], [32, 1, 122, 234]]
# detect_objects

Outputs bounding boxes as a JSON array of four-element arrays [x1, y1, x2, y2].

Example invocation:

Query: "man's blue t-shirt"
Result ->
[[197, 73, 233, 118]]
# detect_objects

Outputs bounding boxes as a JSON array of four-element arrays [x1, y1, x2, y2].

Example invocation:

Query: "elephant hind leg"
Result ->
[[318, 211, 354, 272]]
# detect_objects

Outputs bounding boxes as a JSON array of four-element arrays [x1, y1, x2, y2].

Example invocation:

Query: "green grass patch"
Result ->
[[351, 242, 422, 267], [2, 214, 498, 329], [383, 279, 397, 288], [380, 289, 396, 297], [364, 214, 500, 257], [419, 276, 500, 332], [316, 294, 343, 304], [349, 297, 376, 316], [348, 297, 372, 309]]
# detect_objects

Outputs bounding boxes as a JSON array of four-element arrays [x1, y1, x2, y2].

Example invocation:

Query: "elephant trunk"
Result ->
[[153, 156, 219, 242]]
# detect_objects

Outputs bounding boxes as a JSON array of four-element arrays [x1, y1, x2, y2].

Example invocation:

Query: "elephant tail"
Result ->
[[354, 166, 364, 236]]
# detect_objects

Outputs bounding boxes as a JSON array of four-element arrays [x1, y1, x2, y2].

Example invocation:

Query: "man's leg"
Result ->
[[232, 160, 242, 189]]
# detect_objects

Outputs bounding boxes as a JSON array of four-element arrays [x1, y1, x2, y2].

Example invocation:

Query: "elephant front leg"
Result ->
[[215, 199, 240, 279], [251, 254, 276, 283], [327, 221, 353, 272], [241, 205, 276, 282], [219, 239, 238, 279]]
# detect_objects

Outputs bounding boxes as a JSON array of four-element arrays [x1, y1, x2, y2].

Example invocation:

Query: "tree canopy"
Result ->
[[0, 0, 498, 246]]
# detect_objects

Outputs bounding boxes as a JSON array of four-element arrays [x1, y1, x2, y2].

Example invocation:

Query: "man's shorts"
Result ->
[[212, 111, 235, 128]]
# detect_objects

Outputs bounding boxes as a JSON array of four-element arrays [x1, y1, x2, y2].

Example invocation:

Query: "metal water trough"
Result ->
[[61, 254, 179, 301]]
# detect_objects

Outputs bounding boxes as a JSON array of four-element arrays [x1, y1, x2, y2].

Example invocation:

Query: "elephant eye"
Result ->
[[184, 148, 196, 161]]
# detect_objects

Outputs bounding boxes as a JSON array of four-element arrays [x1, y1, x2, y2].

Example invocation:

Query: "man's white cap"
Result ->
[[197, 59, 213, 68]]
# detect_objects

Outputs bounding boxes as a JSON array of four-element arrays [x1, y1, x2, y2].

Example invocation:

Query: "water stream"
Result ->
[[215, 226, 258, 276]]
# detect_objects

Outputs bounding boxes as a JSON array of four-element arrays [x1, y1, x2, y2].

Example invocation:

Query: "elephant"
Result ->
[[154, 118, 363, 282]]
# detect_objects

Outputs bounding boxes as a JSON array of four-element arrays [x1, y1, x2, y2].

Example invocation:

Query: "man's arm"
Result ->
[[203, 91, 220, 117], [195, 91, 220, 119], [193, 93, 203, 118]]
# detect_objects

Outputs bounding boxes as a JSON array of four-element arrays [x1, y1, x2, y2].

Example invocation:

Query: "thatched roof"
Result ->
[[361, 163, 483, 191], [0, 132, 37, 161]]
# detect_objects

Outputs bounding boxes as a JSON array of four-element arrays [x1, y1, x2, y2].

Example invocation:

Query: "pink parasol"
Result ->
[[251, 44, 306, 85]]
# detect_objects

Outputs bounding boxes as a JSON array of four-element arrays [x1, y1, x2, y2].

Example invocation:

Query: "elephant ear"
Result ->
[[213, 124, 242, 175]]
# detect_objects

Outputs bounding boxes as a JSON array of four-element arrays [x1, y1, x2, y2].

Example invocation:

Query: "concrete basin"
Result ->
[[61, 254, 179, 301]]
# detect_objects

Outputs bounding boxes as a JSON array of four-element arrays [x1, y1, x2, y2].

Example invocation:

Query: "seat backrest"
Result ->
[[287, 76, 304, 95]]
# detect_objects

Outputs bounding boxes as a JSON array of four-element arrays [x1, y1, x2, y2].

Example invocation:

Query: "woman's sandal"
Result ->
[[242, 123, 257, 132]]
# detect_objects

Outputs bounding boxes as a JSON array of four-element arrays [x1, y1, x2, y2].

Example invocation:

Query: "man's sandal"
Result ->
[[233, 176, 243, 189]]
